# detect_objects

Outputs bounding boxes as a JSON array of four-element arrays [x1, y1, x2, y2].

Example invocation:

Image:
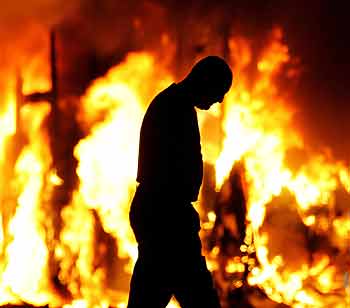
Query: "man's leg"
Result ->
[[169, 205, 221, 308], [127, 257, 173, 308], [173, 255, 221, 308]]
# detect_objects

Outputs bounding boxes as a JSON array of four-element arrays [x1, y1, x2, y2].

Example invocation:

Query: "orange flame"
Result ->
[[0, 27, 349, 308]]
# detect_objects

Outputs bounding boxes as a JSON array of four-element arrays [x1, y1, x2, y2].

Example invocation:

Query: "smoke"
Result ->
[[64, 0, 168, 55], [0, 1, 80, 106], [0, 0, 79, 28], [0, 0, 79, 53]]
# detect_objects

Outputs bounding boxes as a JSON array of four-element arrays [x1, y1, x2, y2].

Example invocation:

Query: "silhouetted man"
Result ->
[[128, 56, 233, 308]]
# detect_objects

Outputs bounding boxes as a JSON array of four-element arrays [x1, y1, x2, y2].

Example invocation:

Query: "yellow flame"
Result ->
[[0, 103, 53, 305], [0, 92, 16, 164], [211, 28, 350, 307], [74, 53, 173, 273]]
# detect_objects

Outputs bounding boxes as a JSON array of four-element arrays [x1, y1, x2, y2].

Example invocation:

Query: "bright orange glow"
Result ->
[[0, 26, 348, 308], [0, 103, 54, 306], [74, 52, 173, 268]]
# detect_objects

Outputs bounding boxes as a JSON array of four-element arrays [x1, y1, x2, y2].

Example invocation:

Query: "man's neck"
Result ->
[[176, 80, 198, 107]]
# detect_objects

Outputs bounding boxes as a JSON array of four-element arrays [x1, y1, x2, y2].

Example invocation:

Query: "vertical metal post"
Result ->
[[50, 30, 58, 107]]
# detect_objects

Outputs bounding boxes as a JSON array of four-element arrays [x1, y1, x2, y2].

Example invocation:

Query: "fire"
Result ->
[[0, 26, 349, 308], [0, 101, 55, 305], [0, 94, 16, 164], [206, 28, 350, 307], [74, 52, 172, 266]]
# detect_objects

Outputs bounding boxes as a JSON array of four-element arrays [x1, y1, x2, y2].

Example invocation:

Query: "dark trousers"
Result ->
[[127, 187, 221, 308]]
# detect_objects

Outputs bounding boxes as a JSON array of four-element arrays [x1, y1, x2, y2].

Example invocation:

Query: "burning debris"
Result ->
[[0, 2, 349, 307]]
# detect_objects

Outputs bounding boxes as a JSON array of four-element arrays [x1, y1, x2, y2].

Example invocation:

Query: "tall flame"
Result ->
[[207, 28, 350, 307], [0, 27, 348, 308], [74, 52, 172, 265]]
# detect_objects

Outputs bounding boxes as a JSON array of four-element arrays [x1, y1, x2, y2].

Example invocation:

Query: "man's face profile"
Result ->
[[195, 97, 223, 110], [195, 85, 228, 110]]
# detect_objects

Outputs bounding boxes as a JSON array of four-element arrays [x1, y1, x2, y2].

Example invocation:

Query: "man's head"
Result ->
[[183, 56, 233, 110]]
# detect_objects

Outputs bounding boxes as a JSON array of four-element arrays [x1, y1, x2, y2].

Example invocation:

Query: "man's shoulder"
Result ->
[[147, 84, 179, 114], [153, 83, 178, 104]]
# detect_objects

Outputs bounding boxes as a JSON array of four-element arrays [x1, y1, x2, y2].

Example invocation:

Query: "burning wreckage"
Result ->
[[0, 14, 349, 308]]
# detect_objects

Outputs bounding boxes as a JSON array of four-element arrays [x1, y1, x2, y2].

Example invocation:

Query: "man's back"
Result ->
[[136, 83, 203, 202]]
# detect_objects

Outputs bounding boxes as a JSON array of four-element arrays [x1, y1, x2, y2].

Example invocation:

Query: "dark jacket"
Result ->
[[136, 83, 203, 202]]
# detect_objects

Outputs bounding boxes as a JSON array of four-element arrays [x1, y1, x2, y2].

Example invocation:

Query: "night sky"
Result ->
[[286, 2, 350, 162]]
